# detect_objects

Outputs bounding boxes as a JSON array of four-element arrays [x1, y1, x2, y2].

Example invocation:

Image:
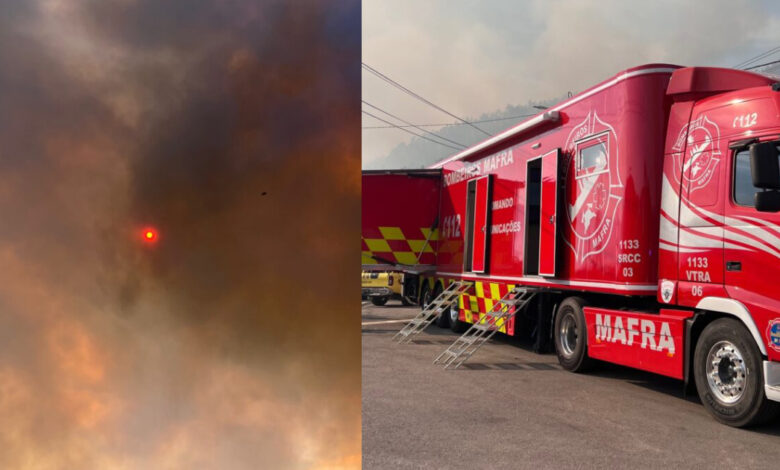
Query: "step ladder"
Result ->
[[393, 281, 473, 344], [434, 286, 538, 369]]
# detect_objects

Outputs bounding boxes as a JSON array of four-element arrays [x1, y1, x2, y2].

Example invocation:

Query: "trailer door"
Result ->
[[539, 149, 559, 276], [464, 175, 491, 273]]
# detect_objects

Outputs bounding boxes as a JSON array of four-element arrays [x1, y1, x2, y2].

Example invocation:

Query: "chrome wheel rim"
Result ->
[[559, 312, 578, 358], [706, 340, 747, 404]]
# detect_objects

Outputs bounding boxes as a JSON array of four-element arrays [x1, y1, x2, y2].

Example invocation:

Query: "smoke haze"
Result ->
[[362, 0, 780, 166], [0, 1, 360, 468]]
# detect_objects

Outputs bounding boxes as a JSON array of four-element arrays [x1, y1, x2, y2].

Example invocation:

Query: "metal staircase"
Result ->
[[393, 281, 473, 344], [434, 286, 538, 369]]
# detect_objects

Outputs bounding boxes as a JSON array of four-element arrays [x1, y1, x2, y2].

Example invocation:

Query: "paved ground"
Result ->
[[362, 301, 780, 469]]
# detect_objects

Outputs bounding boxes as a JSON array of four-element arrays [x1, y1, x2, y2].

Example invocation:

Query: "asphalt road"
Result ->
[[362, 301, 780, 469]]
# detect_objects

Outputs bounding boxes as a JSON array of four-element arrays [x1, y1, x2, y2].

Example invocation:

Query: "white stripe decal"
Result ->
[[660, 242, 705, 253], [700, 210, 725, 224], [659, 175, 681, 252], [660, 176, 680, 219], [680, 201, 718, 227], [725, 242, 752, 251], [732, 214, 780, 238], [726, 217, 780, 253], [723, 228, 780, 258], [669, 180, 780, 258], [679, 227, 723, 248], [659, 215, 679, 245]]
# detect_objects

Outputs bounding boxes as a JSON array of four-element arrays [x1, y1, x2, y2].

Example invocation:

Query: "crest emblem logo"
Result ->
[[767, 319, 780, 353], [561, 111, 623, 261], [671, 115, 721, 193], [660, 280, 675, 303]]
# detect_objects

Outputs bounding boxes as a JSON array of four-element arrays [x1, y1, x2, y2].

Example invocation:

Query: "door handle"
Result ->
[[726, 261, 741, 271], [549, 215, 555, 224]]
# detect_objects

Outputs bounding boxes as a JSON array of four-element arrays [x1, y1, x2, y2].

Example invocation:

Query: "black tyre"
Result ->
[[449, 297, 468, 333], [370, 296, 388, 306], [693, 318, 780, 427], [432, 283, 451, 328], [554, 297, 593, 372], [419, 282, 431, 307]]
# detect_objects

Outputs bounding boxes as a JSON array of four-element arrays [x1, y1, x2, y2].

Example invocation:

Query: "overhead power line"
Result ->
[[734, 45, 780, 69], [745, 58, 780, 71], [734, 45, 779, 68], [362, 112, 537, 129], [361, 100, 467, 148], [361, 110, 462, 151], [362, 62, 493, 137]]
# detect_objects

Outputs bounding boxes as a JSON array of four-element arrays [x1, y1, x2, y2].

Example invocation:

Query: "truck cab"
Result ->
[[655, 67, 780, 424], [658, 69, 780, 355]]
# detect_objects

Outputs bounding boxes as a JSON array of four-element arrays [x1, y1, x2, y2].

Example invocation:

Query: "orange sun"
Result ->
[[142, 228, 158, 242]]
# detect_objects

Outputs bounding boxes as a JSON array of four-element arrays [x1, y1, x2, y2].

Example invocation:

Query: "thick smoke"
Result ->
[[0, 1, 360, 468]]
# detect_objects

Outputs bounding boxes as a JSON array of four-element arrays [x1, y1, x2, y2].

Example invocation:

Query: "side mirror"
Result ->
[[749, 142, 780, 189], [755, 190, 780, 212]]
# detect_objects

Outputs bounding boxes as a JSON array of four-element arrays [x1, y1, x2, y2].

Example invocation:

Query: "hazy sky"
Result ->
[[0, 1, 359, 468], [362, 0, 780, 166]]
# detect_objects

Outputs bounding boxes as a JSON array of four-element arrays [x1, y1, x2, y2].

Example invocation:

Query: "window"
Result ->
[[580, 142, 607, 171], [733, 151, 755, 206], [575, 132, 609, 179], [733, 147, 780, 207]]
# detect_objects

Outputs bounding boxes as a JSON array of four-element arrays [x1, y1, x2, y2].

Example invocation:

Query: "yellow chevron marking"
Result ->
[[475, 282, 485, 298], [364, 238, 391, 252], [490, 282, 501, 299], [378, 226, 405, 240]]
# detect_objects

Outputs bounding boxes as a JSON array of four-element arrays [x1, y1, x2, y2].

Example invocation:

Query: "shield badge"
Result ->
[[671, 115, 721, 193], [661, 280, 675, 303], [561, 111, 623, 261]]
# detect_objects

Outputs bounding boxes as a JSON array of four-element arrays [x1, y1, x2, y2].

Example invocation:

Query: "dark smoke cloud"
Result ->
[[0, 0, 360, 468]]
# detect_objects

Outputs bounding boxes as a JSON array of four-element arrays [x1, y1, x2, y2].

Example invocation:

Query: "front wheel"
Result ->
[[694, 318, 780, 427], [554, 297, 593, 372], [370, 296, 388, 306]]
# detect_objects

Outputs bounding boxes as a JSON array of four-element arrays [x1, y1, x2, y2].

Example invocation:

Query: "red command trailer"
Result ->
[[362, 63, 780, 427], [361, 169, 441, 270]]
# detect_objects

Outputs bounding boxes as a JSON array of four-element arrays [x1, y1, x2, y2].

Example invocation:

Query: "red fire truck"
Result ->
[[362, 64, 780, 427]]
